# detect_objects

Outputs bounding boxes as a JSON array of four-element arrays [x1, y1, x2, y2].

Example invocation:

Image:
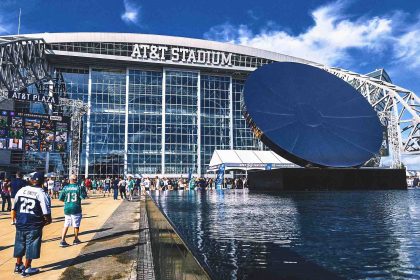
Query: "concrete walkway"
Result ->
[[0, 194, 121, 279], [58, 197, 141, 280]]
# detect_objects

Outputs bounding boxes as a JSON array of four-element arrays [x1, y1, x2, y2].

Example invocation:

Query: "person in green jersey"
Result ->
[[127, 176, 135, 201], [92, 179, 97, 194], [58, 175, 87, 247]]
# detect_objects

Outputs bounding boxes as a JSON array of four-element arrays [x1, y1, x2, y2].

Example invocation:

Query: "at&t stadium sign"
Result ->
[[131, 44, 233, 66]]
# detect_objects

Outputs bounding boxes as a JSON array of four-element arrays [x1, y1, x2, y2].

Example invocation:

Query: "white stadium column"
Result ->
[[124, 68, 129, 176], [85, 67, 92, 178], [161, 69, 166, 176], [229, 76, 234, 150], [197, 71, 201, 176]]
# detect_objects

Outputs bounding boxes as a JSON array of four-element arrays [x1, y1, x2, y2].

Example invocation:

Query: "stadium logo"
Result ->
[[131, 44, 232, 66]]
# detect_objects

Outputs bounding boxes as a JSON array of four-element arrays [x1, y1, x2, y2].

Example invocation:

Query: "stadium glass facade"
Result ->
[[32, 33, 309, 177]]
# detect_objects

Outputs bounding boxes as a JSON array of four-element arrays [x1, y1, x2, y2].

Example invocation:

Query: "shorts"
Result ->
[[14, 228, 43, 259], [104, 185, 110, 191], [64, 214, 82, 228]]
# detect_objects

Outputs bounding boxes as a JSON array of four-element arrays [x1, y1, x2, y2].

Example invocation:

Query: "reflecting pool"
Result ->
[[150, 190, 420, 280]]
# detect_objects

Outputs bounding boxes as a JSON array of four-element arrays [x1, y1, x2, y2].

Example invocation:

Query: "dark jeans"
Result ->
[[14, 228, 43, 259], [119, 188, 127, 199], [1, 194, 11, 211], [113, 188, 118, 200]]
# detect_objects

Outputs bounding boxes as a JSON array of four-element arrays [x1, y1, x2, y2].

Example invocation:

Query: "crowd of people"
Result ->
[[80, 175, 248, 199], [0, 171, 247, 277]]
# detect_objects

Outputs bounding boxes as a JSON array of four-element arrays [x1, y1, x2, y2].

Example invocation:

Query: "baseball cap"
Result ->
[[31, 172, 45, 182]]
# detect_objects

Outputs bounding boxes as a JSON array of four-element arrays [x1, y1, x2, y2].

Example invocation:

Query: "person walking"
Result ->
[[112, 177, 119, 200], [135, 177, 141, 196], [1, 178, 11, 212], [127, 176, 135, 201], [47, 178, 55, 198], [11, 172, 52, 277], [118, 177, 127, 200], [92, 178, 97, 194], [104, 176, 111, 197], [84, 177, 92, 192], [58, 174, 87, 247]]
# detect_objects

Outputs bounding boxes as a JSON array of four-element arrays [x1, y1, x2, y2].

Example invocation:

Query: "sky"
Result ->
[[0, 0, 419, 168]]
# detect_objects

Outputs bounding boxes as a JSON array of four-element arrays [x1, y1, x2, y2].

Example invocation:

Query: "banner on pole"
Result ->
[[215, 164, 225, 189]]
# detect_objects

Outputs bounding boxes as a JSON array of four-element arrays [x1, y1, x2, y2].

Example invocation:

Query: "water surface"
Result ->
[[151, 190, 420, 280]]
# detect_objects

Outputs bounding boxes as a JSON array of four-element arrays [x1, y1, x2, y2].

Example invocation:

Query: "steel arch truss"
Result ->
[[0, 37, 88, 176], [321, 66, 420, 165], [0, 38, 51, 95]]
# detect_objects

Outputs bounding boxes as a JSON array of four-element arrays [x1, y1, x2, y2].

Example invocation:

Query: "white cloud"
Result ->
[[204, 1, 419, 68], [121, 0, 140, 25], [393, 18, 420, 69], [0, 7, 16, 35]]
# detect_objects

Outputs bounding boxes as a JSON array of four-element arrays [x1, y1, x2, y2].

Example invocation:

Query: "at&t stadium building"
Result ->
[[1, 32, 418, 178]]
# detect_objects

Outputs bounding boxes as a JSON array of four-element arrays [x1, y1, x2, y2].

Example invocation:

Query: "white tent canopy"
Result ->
[[208, 150, 297, 171]]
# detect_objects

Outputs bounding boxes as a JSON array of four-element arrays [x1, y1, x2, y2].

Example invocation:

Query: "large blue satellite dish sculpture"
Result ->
[[243, 62, 383, 168]]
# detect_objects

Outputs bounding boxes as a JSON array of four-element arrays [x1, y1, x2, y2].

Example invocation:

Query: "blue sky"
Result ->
[[0, 0, 418, 92], [0, 0, 419, 167]]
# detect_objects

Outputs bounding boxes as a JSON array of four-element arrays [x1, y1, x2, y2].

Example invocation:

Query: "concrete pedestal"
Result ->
[[248, 168, 407, 191]]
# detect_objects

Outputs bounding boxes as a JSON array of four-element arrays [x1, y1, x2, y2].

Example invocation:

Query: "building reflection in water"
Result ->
[[152, 190, 419, 280]]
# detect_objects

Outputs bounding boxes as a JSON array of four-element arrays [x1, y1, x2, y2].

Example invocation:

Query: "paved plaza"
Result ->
[[0, 195, 132, 279]]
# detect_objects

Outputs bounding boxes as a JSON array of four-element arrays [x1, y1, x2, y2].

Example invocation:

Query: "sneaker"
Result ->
[[59, 240, 70, 247], [21, 267, 39, 277], [73, 238, 81, 245], [14, 263, 24, 274]]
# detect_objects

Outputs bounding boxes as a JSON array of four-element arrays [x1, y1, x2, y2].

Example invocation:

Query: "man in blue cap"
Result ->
[[11, 172, 52, 277]]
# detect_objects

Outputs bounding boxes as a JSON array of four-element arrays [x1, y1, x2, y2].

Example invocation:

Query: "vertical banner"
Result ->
[[215, 163, 225, 190], [265, 163, 272, 170]]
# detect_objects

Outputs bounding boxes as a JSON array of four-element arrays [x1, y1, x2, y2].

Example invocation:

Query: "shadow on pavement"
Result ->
[[39, 242, 144, 272]]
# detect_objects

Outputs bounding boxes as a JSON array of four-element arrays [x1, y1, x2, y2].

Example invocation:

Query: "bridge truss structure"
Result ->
[[317, 66, 420, 168], [0, 37, 88, 176]]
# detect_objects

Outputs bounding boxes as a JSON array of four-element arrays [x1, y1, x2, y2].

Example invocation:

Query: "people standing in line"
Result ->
[[127, 176, 135, 201], [112, 177, 119, 200], [1, 178, 11, 212], [58, 174, 87, 247], [12, 172, 52, 277], [118, 177, 127, 200], [10, 172, 27, 206]]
